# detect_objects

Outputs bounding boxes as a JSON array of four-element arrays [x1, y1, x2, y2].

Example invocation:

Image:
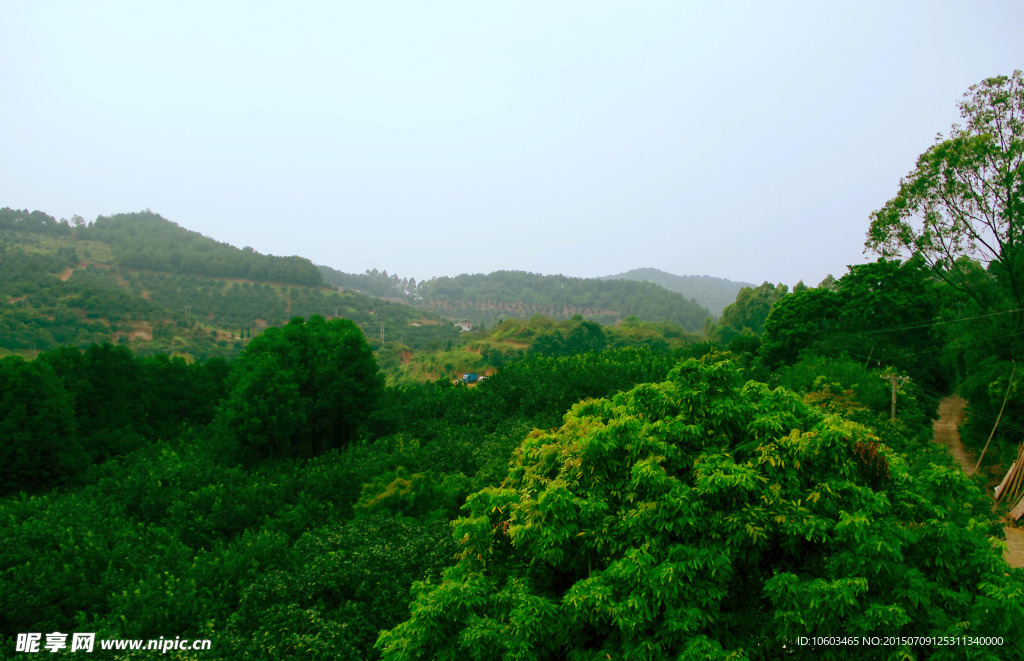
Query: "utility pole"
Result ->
[[185, 305, 191, 325], [880, 375, 910, 420], [380, 324, 384, 346]]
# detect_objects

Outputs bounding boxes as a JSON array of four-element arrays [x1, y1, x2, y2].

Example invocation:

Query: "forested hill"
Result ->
[[601, 267, 753, 317], [84, 210, 323, 286], [320, 267, 712, 331], [0, 207, 460, 358]]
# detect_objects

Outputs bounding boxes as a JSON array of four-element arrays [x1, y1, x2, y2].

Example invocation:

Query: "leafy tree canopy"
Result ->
[[377, 357, 1020, 660], [866, 70, 1024, 316], [219, 315, 384, 462], [760, 258, 941, 384]]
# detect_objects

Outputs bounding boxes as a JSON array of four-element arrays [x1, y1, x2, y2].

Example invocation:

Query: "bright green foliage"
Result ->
[[356, 467, 473, 519], [219, 315, 383, 461], [0, 437, 458, 660], [377, 358, 1022, 660], [0, 356, 87, 494]]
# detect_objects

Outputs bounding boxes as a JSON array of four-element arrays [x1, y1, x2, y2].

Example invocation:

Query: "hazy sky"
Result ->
[[2, 1, 1022, 287]]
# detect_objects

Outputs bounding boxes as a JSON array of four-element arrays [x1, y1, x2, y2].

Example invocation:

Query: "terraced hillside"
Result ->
[[0, 208, 460, 360]]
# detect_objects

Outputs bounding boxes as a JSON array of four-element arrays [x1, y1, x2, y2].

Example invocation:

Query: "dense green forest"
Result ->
[[601, 267, 754, 316], [321, 267, 712, 330], [3, 72, 1024, 659]]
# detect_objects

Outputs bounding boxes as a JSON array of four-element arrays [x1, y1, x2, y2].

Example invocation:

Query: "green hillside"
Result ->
[[0, 208, 460, 360], [601, 267, 754, 317], [321, 267, 712, 331], [87, 211, 323, 286]]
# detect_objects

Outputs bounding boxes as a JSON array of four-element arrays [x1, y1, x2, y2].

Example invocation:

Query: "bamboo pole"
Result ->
[[1000, 444, 1024, 504], [996, 462, 1017, 499], [971, 363, 1015, 476]]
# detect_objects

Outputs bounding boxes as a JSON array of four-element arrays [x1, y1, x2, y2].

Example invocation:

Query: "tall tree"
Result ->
[[866, 71, 1024, 319], [219, 315, 384, 461]]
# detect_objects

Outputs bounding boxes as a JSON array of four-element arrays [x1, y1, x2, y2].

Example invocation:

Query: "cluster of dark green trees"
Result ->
[[492, 314, 697, 358], [0, 344, 230, 495]]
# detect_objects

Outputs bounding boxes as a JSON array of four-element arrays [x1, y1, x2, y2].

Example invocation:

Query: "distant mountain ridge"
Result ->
[[601, 268, 754, 317], [320, 267, 711, 331]]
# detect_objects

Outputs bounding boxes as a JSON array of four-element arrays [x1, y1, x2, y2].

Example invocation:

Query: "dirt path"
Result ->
[[931, 395, 1024, 568], [931, 395, 974, 472]]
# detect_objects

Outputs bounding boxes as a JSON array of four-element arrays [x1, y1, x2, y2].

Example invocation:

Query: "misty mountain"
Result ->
[[601, 268, 754, 317]]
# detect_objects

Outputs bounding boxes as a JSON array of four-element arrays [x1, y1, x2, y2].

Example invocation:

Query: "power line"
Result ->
[[844, 330, 1024, 363], [826, 307, 1023, 340], [907, 382, 1024, 439]]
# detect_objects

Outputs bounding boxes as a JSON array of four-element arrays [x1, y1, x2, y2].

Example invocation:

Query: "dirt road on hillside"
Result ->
[[931, 395, 1024, 568]]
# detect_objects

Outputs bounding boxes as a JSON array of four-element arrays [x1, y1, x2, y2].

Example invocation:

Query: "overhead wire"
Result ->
[[824, 307, 1022, 340], [827, 324, 1024, 438], [906, 385, 1024, 439], [843, 330, 1024, 362]]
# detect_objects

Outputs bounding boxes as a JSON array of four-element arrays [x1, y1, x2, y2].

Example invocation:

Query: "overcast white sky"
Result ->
[[2, 1, 1022, 287]]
